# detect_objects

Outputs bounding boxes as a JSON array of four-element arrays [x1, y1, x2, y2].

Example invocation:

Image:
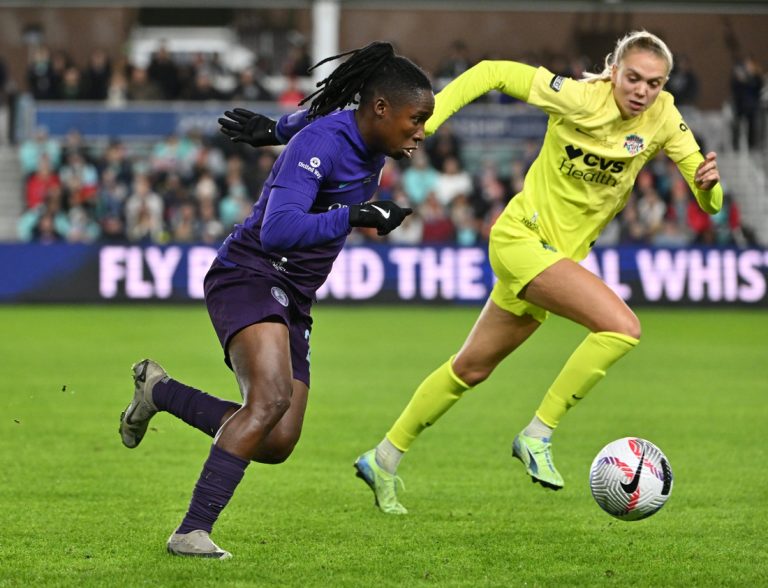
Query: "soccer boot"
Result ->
[[512, 432, 564, 490], [167, 530, 232, 559], [353, 449, 408, 515], [119, 359, 167, 448]]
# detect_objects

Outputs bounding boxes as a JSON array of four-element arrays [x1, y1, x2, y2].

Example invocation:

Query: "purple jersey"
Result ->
[[218, 110, 384, 299]]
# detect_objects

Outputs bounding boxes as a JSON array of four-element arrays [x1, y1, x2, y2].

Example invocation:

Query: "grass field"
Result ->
[[1, 305, 766, 587]]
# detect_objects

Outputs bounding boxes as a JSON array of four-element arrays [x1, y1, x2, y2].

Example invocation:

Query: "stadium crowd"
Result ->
[[17, 123, 749, 248], [11, 40, 761, 247]]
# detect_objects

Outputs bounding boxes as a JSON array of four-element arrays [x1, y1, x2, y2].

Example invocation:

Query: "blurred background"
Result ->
[[0, 0, 766, 305]]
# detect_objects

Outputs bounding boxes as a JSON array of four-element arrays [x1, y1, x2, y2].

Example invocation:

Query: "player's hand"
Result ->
[[349, 200, 413, 236], [218, 108, 281, 147], [694, 151, 720, 191]]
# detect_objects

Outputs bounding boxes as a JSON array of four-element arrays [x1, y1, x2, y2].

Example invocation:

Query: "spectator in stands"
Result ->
[[426, 123, 463, 171], [65, 203, 101, 243], [159, 171, 192, 224], [25, 153, 60, 209], [450, 193, 480, 245], [731, 54, 764, 150], [281, 42, 312, 77], [61, 128, 92, 163], [387, 189, 424, 245], [169, 201, 199, 243], [420, 192, 455, 243], [435, 155, 473, 207], [56, 66, 86, 101], [435, 40, 472, 80], [19, 127, 61, 176], [82, 49, 112, 101], [126, 67, 163, 102], [636, 187, 667, 241], [27, 46, 57, 100], [231, 67, 273, 102], [199, 198, 225, 244], [150, 134, 198, 179], [402, 150, 439, 206], [125, 174, 164, 243], [666, 54, 699, 108], [278, 75, 306, 108], [218, 181, 250, 229], [184, 70, 225, 101], [653, 176, 694, 248], [99, 139, 134, 186], [95, 167, 129, 221], [18, 184, 69, 242], [59, 151, 99, 205], [148, 42, 181, 100]]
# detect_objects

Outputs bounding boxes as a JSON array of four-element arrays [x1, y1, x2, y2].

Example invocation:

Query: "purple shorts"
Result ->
[[204, 258, 313, 387]]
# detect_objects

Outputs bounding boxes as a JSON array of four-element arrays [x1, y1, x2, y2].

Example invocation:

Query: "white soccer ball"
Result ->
[[589, 437, 673, 521]]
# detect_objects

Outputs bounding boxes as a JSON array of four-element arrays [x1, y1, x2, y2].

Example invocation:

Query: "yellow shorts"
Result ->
[[488, 221, 566, 324]]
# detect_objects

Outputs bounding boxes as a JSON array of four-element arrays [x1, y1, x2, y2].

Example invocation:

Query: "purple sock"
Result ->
[[153, 378, 240, 437], [176, 444, 249, 535]]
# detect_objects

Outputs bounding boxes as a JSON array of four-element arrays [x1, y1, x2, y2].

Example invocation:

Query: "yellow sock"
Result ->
[[536, 331, 639, 428], [386, 356, 471, 452]]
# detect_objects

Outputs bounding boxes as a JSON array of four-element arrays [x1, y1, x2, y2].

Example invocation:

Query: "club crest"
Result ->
[[271, 286, 289, 307], [623, 134, 644, 155]]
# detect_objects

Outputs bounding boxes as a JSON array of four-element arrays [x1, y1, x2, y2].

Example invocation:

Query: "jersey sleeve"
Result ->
[[674, 152, 723, 215], [525, 66, 599, 117], [260, 129, 351, 252], [425, 61, 537, 135], [659, 102, 701, 163], [275, 109, 312, 144]]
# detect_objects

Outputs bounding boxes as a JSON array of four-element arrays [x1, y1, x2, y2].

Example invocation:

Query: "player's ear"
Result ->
[[373, 96, 389, 118]]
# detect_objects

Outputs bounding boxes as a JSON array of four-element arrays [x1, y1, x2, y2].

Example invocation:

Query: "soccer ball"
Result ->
[[589, 437, 673, 521]]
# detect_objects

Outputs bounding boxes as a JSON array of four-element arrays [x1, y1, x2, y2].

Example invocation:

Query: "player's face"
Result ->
[[373, 89, 435, 160], [611, 49, 669, 119]]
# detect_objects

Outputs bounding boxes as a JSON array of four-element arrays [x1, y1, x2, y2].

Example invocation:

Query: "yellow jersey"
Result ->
[[426, 61, 723, 261]]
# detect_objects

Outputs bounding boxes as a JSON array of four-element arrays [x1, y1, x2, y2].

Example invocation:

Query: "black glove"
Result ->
[[218, 108, 281, 147], [348, 201, 413, 236]]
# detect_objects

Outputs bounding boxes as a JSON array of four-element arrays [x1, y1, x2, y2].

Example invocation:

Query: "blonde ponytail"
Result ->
[[581, 30, 673, 83]]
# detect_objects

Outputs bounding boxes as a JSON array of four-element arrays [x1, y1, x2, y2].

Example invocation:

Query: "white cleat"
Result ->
[[119, 359, 167, 448], [167, 530, 232, 559]]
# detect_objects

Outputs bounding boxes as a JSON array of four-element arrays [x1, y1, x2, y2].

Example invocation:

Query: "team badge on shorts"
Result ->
[[623, 134, 644, 155], [271, 286, 289, 307]]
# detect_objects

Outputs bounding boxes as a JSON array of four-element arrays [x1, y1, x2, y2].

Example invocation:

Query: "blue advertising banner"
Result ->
[[33, 103, 548, 141], [1, 243, 767, 306]]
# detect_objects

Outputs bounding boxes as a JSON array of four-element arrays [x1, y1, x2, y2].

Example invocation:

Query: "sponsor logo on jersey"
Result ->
[[559, 144, 625, 186], [623, 134, 645, 155], [549, 75, 565, 92], [271, 286, 290, 307], [298, 160, 323, 179], [521, 212, 540, 231]]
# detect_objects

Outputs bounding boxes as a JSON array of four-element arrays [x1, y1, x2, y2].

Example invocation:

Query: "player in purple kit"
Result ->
[[118, 41, 434, 559]]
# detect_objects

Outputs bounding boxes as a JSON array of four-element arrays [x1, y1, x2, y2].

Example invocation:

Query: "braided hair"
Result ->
[[299, 41, 432, 120]]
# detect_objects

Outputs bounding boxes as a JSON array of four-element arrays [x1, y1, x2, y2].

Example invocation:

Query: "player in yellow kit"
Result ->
[[354, 31, 723, 513]]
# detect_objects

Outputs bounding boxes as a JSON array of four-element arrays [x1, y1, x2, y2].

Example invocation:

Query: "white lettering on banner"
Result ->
[[581, 250, 632, 300], [99, 245, 183, 299], [99, 246, 126, 298], [457, 248, 487, 300], [637, 249, 767, 302], [739, 250, 768, 302], [389, 247, 487, 301], [637, 250, 689, 301], [317, 248, 384, 300], [390, 247, 419, 299], [188, 247, 218, 299], [145, 247, 182, 298]]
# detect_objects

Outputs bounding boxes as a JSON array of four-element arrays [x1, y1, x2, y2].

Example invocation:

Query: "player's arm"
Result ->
[[426, 61, 537, 135], [219, 108, 311, 147], [261, 136, 410, 251], [674, 151, 723, 214]]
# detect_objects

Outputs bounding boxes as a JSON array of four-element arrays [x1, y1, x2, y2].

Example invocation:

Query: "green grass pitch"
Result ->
[[0, 305, 766, 586]]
